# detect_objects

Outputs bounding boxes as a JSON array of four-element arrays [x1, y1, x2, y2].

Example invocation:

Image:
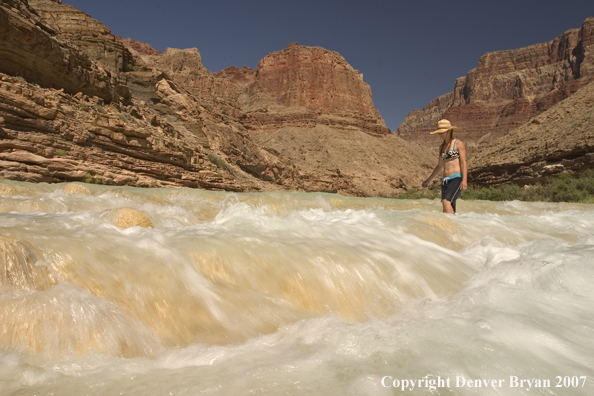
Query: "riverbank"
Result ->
[[393, 170, 594, 203]]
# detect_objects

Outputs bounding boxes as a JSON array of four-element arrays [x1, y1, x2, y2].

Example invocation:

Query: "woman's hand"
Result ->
[[461, 179, 468, 190]]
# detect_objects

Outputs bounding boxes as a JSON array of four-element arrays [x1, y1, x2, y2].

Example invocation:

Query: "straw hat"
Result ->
[[430, 119, 458, 134]]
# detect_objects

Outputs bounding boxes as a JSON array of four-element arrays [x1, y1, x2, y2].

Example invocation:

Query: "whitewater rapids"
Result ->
[[0, 180, 593, 395]]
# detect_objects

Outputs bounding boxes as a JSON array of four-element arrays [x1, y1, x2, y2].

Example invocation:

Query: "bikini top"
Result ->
[[441, 139, 460, 161]]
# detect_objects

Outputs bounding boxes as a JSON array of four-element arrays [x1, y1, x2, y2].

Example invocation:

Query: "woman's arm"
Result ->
[[422, 159, 444, 188], [458, 140, 468, 190]]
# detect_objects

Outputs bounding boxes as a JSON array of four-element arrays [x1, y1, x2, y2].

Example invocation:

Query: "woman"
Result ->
[[422, 119, 467, 214]]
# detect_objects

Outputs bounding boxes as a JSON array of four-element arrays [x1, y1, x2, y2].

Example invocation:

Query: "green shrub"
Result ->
[[207, 154, 229, 170], [83, 174, 103, 184], [93, 105, 106, 114], [549, 172, 593, 202], [393, 171, 594, 203], [392, 186, 440, 200], [461, 183, 525, 201]]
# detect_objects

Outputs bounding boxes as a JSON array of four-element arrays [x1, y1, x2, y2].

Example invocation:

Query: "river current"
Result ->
[[0, 180, 593, 395]]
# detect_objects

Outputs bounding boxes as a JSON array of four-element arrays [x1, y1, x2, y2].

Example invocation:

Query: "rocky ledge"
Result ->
[[397, 17, 594, 152], [0, 74, 244, 190], [468, 80, 594, 185]]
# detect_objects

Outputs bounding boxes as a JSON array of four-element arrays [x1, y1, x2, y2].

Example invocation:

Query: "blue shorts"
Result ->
[[441, 174, 462, 213]]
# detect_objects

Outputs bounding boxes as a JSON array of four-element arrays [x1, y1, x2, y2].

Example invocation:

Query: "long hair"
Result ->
[[439, 129, 455, 154]]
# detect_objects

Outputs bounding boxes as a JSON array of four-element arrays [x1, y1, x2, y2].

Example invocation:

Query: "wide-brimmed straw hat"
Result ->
[[430, 119, 458, 134]]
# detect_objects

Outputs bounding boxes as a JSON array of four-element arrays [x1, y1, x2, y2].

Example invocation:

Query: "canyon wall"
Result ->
[[239, 43, 390, 134], [7, 0, 589, 193], [397, 17, 594, 151], [0, 0, 425, 196], [0, 0, 272, 191], [150, 42, 390, 135], [0, 0, 130, 104], [28, 0, 133, 73], [468, 79, 594, 186]]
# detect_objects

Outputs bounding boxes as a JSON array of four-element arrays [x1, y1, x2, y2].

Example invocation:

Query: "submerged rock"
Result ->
[[0, 282, 162, 357], [62, 183, 92, 195], [0, 234, 55, 291], [109, 207, 154, 229]]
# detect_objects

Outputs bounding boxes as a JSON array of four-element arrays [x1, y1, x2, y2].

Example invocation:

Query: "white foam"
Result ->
[[1, 183, 594, 395]]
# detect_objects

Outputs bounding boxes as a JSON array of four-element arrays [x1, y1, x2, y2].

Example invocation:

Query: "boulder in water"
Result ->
[[110, 207, 154, 229], [62, 183, 92, 195]]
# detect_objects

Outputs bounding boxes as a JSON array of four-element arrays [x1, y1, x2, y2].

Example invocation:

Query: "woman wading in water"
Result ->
[[422, 119, 467, 214]]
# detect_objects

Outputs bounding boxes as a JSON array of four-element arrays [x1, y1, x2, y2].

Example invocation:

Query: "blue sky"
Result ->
[[67, 0, 593, 131]]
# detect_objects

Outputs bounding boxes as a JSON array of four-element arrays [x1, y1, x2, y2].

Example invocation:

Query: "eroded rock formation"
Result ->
[[240, 43, 390, 135], [397, 17, 594, 151], [0, 0, 293, 192], [28, 0, 133, 73], [0, 73, 244, 190], [2, 0, 593, 194], [150, 42, 390, 135], [0, 0, 425, 196], [0, 0, 130, 104], [469, 80, 594, 186]]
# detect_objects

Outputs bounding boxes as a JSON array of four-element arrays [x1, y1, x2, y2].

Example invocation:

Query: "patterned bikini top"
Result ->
[[441, 139, 460, 160]]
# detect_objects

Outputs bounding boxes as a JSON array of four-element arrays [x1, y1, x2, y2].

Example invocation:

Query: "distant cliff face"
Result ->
[[397, 17, 594, 150], [240, 43, 389, 134], [152, 42, 390, 135], [468, 80, 594, 186], [152, 47, 249, 116]]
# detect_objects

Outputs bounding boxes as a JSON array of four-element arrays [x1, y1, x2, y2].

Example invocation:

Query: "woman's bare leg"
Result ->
[[442, 199, 455, 214]]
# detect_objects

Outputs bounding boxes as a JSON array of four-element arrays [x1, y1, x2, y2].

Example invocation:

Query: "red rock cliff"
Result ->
[[148, 42, 389, 135], [241, 43, 389, 134], [397, 17, 594, 149]]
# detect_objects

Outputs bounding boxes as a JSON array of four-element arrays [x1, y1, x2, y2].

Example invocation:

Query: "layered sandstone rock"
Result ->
[[397, 17, 594, 151], [152, 47, 247, 115], [0, 0, 130, 104], [118, 37, 162, 57], [240, 43, 390, 135], [0, 0, 431, 196], [0, 73, 245, 191], [12, 1, 299, 191], [469, 80, 594, 186], [28, 0, 133, 73], [116, 41, 404, 194], [150, 43, 389, 135]]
